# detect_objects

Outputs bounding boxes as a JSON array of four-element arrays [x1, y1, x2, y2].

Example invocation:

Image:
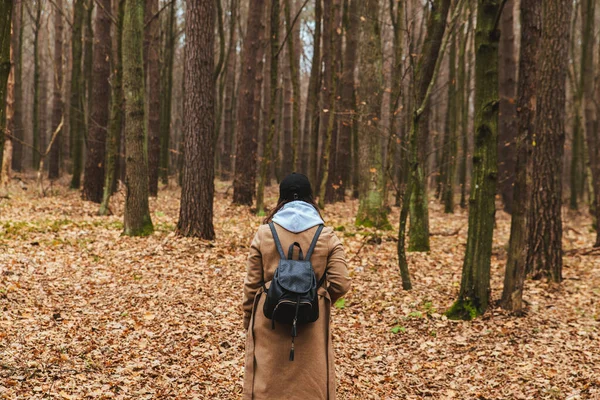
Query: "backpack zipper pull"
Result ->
[[289, 339, 295, 361]]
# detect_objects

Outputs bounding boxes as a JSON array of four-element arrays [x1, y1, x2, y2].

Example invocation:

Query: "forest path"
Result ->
[[0, 179, 599, 399]]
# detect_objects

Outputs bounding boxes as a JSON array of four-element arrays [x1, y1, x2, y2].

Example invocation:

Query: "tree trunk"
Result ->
[[69, 0, 85, 188], [1, 4, 14, 191], [10, 0, 21, 173], [355, 0, 388, 228], [335, 0, 358, 202], [458, 11, 472, 209], [284, 0, 301, 172], [282, 41, 293, 176], [99, 0, 125, 216], [501, 0, 541, 313], [122, 0, 153, 236], [316, 0, 339, 206], [31, 0, 41, 170], [527, 0, 572, 282], [177, 0, 216, 239], [221, 0, 237, 181], [306, 0, 322, 186], [446, 0, 501, 320], [407, 0, 451, 252], [256, 0, 280, 216], [441, 25, 457, 214], [83, 0, 111, 203], [583, 0, 600, 247], [232, 0, 266, 205], [159, 0, 176, 185], [0, 0, 12, 173], [498, 0, 517, 214], [146, 0, 160, 196], [49, 0, 63, 180]]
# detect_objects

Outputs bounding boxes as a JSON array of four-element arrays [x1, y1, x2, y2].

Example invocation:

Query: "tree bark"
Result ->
[[306, 0, 322, 186], [446, 0, 501, 320], [48, 0, 63, 180], [527, 0, 572, 282], [69, 0, 85, 188], [232, 0, 266, 205], [441, 23, 457, 214], [122, 0, 153, 236], [159, 0, 176, 185], [0, 0, 12, 173], [498, 0, 517, 214], [284, 0, 301, 172], [177, 0, 216, 239], [31, 0, 41, 170], [10, 0, 21, 172], [407, 0, 451, 252], [146, 0, 160, 196], [99, 0, 125, 216], [501, 0, 541, 313], [83, 0, 111, 203], [355, 0, 388, 228], [221, 0, 238, 181]]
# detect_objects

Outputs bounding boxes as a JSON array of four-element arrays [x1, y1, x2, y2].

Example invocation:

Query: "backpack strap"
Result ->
[[305, 224, 324, 261], [287, 242, 304, 260], [268, 222, 286, 259]]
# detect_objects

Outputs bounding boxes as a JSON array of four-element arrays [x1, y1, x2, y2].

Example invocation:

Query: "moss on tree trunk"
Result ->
[[446, 0, 501, 321]]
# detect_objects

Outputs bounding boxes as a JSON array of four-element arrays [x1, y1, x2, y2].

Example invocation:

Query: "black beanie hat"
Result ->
[[279, 173, 313, 202]]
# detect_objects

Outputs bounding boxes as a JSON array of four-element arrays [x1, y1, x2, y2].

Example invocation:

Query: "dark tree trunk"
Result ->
[[336, 0, 358, 202], [48, 0, 63, 180], [0, 0, 12, 172], [69, 0, 85, 188], [407, 0, 451, 252], [527, 0, 572, 282], [501, 0, 541, 313], [355, 0, 388, 228], [441, 25, 457, 214], [99, 0, 125, 216], [232, 0, 266, 205], [159, 0, 176, 185], [446, 0, 501, 320], [177, 0, 216, 239], [83, 0, 111, 203], [32, 0, 41, 170], [221, 0, 237, 181], [306, 0, 322, 186], [10, 0, 21, 172], [498, 0, 517, 214], [146, 0, 160, 196], [123, 0, 153, 236]]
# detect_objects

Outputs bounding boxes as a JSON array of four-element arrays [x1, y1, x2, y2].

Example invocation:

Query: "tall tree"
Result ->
[[284, 0, 301, 171], [146, 0, 160, 196], [256, 0, 280, 216], [407, 0, 451, 251], [158, 0, 176, 185], [446, 0, 501, 320], [588, 3, 600, 247], [501, 0, 541, 313], [30, 0, 42, 170], [69, 0, 85, 188], [99, 0, 125, 216], [306, 0, 322, 186], [527, 0, 572, 281], [48, 0, 63, 180], [232, 0, 266, 205], [220, 0, 237, 180], [0, 0, 12, 172], [316, 0, 339, 206], [177, 0, 215, 239], [497, 0, 516, 213], [83, 0, 111, 202], [10, 0, 21, 172], [355, 0, 388, 228], [1, 0, 14, 186], [122, 0, 153, 235]]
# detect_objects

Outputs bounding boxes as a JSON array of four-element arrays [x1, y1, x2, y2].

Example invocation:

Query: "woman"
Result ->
[[243, 173, 351, 399]]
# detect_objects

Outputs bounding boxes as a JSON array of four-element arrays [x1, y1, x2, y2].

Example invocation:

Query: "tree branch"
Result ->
[[275, 0, 310, 58]]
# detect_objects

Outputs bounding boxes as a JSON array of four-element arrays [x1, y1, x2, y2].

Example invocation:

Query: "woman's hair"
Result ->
[[262, 195, 323, 224]]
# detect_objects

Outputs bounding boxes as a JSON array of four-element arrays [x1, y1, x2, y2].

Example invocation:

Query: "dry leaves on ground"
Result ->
[[1, 178, 599, 399]]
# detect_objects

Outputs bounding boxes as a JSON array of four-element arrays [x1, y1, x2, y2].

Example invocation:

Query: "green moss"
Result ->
[[123, 217, 154, 237], [445, 298, 482, 321]]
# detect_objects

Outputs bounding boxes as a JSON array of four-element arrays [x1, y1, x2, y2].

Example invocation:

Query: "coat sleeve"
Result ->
[[325, 231, 351, 303], [243, 229, 263, 330]]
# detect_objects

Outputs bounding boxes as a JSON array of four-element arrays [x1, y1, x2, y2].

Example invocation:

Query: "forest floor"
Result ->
[[0, 176, 599, 399]]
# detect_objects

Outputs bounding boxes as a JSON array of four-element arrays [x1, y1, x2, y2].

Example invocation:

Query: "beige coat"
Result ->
[[243, 223, 351, 400]]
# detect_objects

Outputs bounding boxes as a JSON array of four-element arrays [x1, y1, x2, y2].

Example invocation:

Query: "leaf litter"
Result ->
[[0, 179, 599, 399]]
